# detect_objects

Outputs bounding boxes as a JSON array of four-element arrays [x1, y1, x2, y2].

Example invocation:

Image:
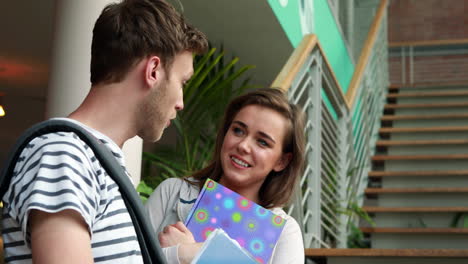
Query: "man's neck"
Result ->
[[68, 84, 137, 148]]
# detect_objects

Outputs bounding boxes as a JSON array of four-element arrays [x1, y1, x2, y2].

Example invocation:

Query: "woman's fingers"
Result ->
[[158, 223, 196, 247], [173, 221, 189, 232]]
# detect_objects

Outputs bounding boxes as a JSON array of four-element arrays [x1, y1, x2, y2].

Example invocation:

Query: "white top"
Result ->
[[2, 118, 143, 263], [145, 177, 305, 264]]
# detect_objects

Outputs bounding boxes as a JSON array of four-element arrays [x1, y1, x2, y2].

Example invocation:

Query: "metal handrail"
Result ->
[[273, 0, 389, 249], [272, 35, 348, 111], [346, 0, 389, 107]]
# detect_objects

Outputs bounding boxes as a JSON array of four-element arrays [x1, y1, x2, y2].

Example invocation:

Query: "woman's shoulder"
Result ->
[[156, 177, 200, 197], [270, 208, 301, 230], [152, 177, 187, 197], [160, 177, 184, 186], [270, 207, 290, 219], [269, 208, 305, 263], [157, 177, 183, 190]]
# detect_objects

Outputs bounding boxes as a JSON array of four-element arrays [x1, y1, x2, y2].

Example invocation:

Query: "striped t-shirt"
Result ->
[[2, 118, 143, 263]]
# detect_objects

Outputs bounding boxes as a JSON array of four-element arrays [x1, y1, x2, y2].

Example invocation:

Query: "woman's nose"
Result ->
[[237, 137, 251, 154]]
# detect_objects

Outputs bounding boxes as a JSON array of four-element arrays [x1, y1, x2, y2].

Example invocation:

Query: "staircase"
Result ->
[[306, 83, 468, 264], [364, 84, 468, 249]]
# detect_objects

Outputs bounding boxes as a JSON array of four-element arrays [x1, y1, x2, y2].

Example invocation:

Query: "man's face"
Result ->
[[139, 51, 193, 142]]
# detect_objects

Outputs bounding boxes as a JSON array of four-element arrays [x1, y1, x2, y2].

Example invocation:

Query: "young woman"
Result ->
[[145, 88, 306, 264]]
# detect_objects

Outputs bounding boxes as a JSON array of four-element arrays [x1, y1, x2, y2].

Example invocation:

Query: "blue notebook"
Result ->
[[191, 228, 257, 264]]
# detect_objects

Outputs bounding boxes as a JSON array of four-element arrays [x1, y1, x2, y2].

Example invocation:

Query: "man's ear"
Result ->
[[144, 56, 162, 88], [273, 152, 292, 172]]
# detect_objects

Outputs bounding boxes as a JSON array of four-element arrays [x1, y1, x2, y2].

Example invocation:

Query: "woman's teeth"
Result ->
[[231, 156, 250, 167]]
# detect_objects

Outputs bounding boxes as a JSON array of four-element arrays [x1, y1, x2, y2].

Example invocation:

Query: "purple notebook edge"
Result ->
[[184, 180, 207, 227]]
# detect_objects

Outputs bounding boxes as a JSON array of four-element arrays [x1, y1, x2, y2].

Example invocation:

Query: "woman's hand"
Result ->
[[158, 222, 202, 264], [158, 221, 196, 248]]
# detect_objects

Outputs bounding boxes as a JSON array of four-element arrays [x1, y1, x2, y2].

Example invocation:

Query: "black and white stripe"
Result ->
[[2, 119, 142, 263]]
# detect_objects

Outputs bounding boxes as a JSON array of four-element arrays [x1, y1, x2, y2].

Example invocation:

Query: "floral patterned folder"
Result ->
[[185, 179, 287, 264]]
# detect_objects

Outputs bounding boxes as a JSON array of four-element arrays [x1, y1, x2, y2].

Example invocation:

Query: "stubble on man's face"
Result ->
[[137, 51, 191, 142], [137, 78, 169, 142]]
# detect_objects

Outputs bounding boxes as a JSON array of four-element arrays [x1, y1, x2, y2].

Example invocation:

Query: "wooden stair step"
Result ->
[[362, 206, 468, 213], [385, 102, 468, 109], [387, 91, 468, 98], [382, 113, 468, 120], [390, 82, 468, 90], [361, 227, 468, 234], [365, 187, 468, 194], [380, 126, 468, 133], [368, 170, 468, 177], [372, 154, 468, 161], [377, 139, 468, 146], [305, 248, 468, 258]]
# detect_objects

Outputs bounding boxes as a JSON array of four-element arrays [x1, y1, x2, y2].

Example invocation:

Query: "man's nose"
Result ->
[[175, 99, 184, 111]]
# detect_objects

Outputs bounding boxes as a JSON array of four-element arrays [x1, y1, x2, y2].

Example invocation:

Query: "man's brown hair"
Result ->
[[187, 88, 306, 209], [91, 0, 208, 85]]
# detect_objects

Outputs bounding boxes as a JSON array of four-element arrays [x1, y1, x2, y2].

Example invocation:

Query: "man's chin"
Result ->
[[151, 132, 163, 143], [140, 130, 164, 143]]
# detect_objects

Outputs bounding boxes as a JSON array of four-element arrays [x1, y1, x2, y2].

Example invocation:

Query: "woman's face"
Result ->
[[219, 105, 291, 199]]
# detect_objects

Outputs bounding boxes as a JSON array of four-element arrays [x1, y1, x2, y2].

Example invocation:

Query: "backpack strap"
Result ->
[[0, 119, 166, 264]]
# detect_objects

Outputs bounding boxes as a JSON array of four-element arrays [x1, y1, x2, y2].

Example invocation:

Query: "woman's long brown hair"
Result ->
[[185, 88, 305, 209]]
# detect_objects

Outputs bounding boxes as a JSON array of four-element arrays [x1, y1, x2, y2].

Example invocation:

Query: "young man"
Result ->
[[1, 0, 208, 263]]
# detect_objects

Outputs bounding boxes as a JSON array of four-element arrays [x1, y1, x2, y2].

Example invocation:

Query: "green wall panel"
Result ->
[[314, 0, 354, 92], [268, 0, 354, 92], [267, 0, 303, 47]]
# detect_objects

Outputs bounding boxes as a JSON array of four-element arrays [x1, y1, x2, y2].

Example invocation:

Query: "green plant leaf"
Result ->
[[185, 48, 217, 96], [417, 217, 427, 228], [188, 52, 225, 95], [136, 180, 154, 196], [464, 214, 468, 228], [136, 180, 154, 203], [451, 212, 463, 228]]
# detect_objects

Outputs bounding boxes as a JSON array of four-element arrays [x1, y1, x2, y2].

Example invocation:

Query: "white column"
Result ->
[[122, 136, 143, 186], [47, 0, 142, 186]]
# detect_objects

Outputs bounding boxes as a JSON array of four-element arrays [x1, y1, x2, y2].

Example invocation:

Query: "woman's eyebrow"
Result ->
[[232, 120, 276, 143], [232, 120, 247, 128], [258, 131, 276, 144]]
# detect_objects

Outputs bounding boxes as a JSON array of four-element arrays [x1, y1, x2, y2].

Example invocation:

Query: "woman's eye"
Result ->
[[258, 139, 269, 147], [233, 127, 244, 135]]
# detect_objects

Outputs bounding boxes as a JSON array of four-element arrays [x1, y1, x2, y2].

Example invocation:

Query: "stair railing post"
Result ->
[[401, 46, 406, 84], [409, 45, 414, 85], [337, 109, 351, 248], [308, 55, 323, 248]]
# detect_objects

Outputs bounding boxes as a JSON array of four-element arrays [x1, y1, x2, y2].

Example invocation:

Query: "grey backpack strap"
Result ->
[[0, 119, 166, 264]]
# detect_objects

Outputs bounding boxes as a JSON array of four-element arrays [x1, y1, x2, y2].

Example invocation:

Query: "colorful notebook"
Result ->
[[191, 228, 257, 264], [185, 179, 287, 264]]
